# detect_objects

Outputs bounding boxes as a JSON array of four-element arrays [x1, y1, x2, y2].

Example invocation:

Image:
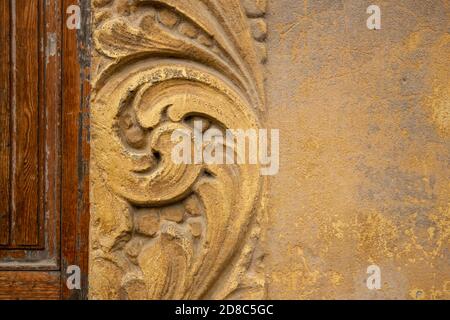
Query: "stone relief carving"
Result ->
[[89, 0, 267, 299]]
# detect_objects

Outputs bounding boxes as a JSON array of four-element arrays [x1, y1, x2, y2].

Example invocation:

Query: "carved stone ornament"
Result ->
[[89, 0, 267, 299]]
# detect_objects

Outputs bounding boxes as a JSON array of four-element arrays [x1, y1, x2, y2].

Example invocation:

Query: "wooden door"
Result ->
[[0, 0, 89, 300]]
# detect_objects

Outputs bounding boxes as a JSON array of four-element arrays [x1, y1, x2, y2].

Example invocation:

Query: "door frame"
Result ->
[[61, 0, 90, 300]]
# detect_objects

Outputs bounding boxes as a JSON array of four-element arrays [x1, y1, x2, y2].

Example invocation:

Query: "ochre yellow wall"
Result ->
[[266, 0, 449, 299]]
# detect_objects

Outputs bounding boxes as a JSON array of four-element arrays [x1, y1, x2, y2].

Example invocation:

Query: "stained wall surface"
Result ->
[[266, 0, 450, 299]]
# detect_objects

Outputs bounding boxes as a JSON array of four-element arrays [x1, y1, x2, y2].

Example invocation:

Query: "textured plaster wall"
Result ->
[[266, 0, 450, 299]]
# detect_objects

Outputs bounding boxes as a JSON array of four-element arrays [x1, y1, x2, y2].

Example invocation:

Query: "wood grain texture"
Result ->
[[0, 0, 11, 246], [0, 0, 60, 269], [61, 0, 90, 300], [0, 271, 60, 300], [11, 0, 41, 246], [0, 0, 90, 300]]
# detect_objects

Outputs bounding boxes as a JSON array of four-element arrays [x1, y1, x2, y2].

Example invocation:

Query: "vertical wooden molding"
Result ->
[[89, 0, 267, 299], [61, 0, 91, 300], [0, 0, 11, 246]]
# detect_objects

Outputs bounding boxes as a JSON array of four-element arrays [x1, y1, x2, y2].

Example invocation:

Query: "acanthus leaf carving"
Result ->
[[90, 0, 267, 300]]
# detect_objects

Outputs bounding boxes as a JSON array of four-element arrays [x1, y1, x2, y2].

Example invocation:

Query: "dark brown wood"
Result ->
[[61, 0, 90, 300], [12, 0, 41, 247], [0, 0, 60, 269], [0, 271, 60, 300], [0, 0, 11, 246], [0, 0, 89, 299]]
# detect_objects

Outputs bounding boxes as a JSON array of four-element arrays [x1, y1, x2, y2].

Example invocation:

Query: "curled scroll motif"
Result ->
[[90, 0, 267, 300]]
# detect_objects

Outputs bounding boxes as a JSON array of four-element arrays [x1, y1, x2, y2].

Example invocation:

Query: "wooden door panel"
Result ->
[[0, 0, 89, 299], [0, 0, 11, 247], [12, 0, 42, 247], [0, 271, 60, 300], [0, 0, 59, 269]]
